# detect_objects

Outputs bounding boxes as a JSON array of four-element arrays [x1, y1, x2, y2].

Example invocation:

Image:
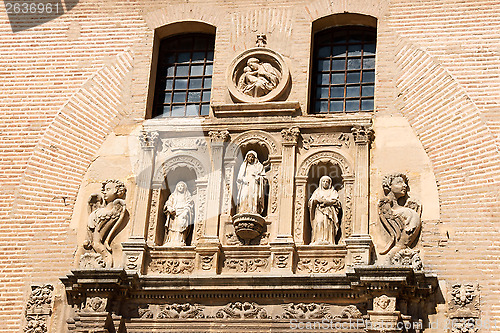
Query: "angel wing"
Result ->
[[378, 198, 405, 255], [405, 198, 422, 216], [104, 199, 126, 252], [87, 193, 104, 215]]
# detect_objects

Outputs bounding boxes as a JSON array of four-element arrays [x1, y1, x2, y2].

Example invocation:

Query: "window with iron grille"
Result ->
[[311, 26, 376, 114], [153, 33, 215, 117]]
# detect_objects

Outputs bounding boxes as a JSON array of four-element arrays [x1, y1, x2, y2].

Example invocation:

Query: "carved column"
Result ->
[[270, 127, 299, 273], [345, 125, 374, 266], [195, 130, 228, 273], [123, 130, 159, 274], [293, 176, 307, 245]]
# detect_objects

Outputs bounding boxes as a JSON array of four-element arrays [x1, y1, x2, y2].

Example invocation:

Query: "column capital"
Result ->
[[281, 127, 300, 145], [351, 125, 374, 144], [139, 130, 160, 150], [208, 130, 230, 143]]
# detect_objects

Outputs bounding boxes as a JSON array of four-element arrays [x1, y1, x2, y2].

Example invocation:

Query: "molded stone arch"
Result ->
[[297, 150, 354, 178], [225, 130, 280, 160]]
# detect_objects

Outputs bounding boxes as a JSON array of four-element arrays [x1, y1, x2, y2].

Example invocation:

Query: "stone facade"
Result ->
[[0, 1, 499, 332]]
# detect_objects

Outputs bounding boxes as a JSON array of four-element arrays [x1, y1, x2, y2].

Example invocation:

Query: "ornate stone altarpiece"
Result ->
[[61, 43, 440, 333]]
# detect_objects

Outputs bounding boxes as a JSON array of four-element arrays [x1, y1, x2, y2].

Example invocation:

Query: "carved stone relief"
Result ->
[[84, 296, 107, 312], [391, 248, 423, 270], [448, 283, 480, 333], [149, 259, 195, 275], [373, 295, 396, 312], [155, 155, 206, 183], [301, 133, 351, 151], [200, 255, 214, 271], [158, 304, 205, 319], [227, 48, 290, 103], [223, 258, 268, 273], [226, 130, 279, 158], [216, 302, 269, 319], [80, 179, 127, 269], [297, 258, 345, 274], [161, 137, 207, 153], [147, 189, 161, 245], [139, 130, 160, 150], [24, 284, 54, 333], [279, 303, 331, 319], [378, 173, 422, 256]]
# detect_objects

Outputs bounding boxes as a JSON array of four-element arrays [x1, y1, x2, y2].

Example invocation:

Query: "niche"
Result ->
[[231, 142, 270, 217], [155, 167, 197, 246], [304, 162, 344, 245]]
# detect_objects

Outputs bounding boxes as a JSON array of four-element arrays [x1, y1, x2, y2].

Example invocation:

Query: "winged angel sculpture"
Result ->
[[83, 179, 127, 268], [378, 173, 422, 255]]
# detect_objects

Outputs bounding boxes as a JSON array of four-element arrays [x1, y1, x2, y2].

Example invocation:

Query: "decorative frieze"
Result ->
[[223, 258, 268, 273], [216, 302, 269, 319], [279, 303, 331, 319], [158, 303, 205, 319], [297, 258, 345, 274], [149, 259, 195, 275], [161, 137, 206, 153]]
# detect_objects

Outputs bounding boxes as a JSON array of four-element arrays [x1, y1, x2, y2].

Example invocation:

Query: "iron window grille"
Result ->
[[311, 26, 376, 114], [153, 33, 215, 117]]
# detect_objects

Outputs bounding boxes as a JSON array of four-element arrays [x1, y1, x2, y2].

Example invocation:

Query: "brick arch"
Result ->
[[303, 0, 388, 23], [142, 4, 224, 31], [388, 31, 500, 282], [11, 50, 134, 285]]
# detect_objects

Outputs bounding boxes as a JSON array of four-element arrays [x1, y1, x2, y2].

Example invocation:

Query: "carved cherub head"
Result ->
[[382, 173, 409, 198], [101, 180, 126, 202]]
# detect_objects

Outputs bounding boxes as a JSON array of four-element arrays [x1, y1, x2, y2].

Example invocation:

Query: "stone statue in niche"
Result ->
[[83, 180, 127, 268], [236, 151, 266, 215], [163, 181, 194, 246], [237, 58, 280, 98], [232, 151, 267, 244], [308, 176, 342, 245], [378, 173, 422, 255]]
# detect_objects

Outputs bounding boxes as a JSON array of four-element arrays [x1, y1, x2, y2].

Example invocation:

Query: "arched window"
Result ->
[[311, 26, 376, 113], [153, 33, 215, 117]]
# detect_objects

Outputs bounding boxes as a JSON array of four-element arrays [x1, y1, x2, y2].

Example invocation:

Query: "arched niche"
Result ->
[[294, 150, 354, 245], [148, 155, 208, 247]]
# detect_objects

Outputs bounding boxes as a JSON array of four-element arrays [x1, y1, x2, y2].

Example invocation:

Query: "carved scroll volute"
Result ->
[[294, 176, 307, 245]]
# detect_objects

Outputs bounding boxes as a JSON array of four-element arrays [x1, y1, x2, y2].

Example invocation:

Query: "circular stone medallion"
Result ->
[[227, 48, 290, 103]]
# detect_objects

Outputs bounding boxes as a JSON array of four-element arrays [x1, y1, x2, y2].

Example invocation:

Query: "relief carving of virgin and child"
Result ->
[[237, 58, 280, 98]]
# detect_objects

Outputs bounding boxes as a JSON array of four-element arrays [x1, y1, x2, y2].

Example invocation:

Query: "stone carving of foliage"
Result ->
[[158, 303, 205, 319], [26, 285, 54, 315], [338, 305, 362, 319], [297, 258, 345, 274], [216, 302, 269, 319], [139, 131, 159, 149], [391, 249, 423, 270], [149, 259, 194, 275], [451, 284, 477, 308], [450, 318, 478, 333], [343, 183, 353, 237], [147, 189, 160, 244], [138, 305, 154, 319], [279, 303, 331, 319], [270, 170, 279, 214], [24, 316, 47, 333], [224, 258, 268, 273], [294, 185, 305, 242]]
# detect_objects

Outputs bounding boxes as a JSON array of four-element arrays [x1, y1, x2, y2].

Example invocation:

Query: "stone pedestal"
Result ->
[[269, 242, 295, 273], [345, 234, 374, 266], [122, 236, 147, 274]]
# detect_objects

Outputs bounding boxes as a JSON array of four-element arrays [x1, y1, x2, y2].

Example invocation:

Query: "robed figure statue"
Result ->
[[236, 151, 266, 215], [163, 181, 195, 246], [308, 176, 342, 245]]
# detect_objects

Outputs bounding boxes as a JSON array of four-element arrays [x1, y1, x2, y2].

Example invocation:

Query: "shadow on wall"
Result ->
[[4, 0, 79, 32]]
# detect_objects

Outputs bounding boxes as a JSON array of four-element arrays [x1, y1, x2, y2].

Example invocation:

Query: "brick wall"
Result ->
[[0, 0, 498, 331]]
